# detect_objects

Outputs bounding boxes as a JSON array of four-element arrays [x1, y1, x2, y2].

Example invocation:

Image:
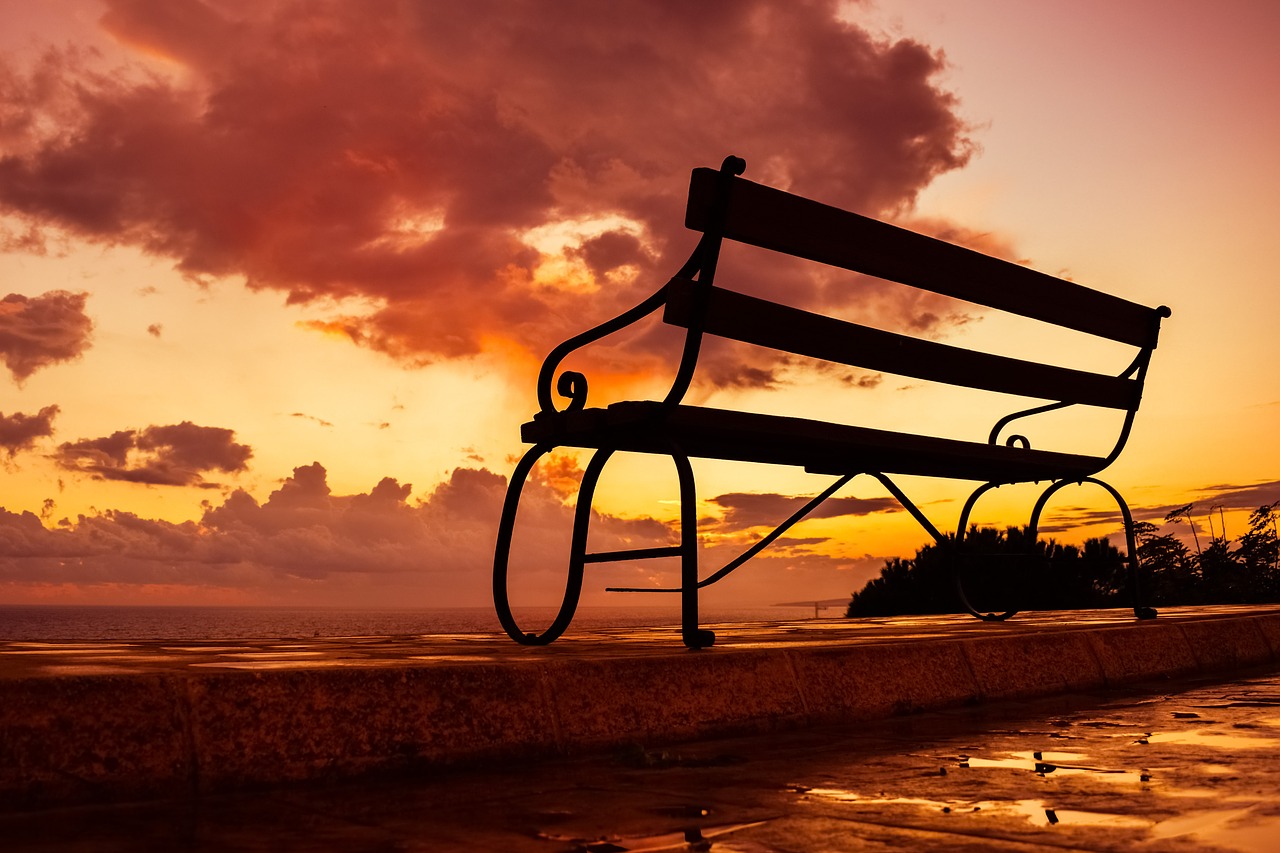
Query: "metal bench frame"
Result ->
[[494, 156, 1171, 649]]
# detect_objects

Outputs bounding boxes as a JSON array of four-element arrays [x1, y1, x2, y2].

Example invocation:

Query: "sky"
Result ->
[[1, 0, 1278, 612]]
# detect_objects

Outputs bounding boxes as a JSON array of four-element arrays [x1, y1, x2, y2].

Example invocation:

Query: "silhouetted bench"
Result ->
[[494, 156, 1171, 649]]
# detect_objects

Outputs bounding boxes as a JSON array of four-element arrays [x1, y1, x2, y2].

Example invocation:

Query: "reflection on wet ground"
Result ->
[[5, 668, 1280, 851], [5, 604, 1275, 676]]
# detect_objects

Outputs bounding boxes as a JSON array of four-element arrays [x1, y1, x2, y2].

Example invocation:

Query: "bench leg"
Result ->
[[492, 443, 587, 645], [1030, 477, 1157, 620], [671, 445, 714, 650], [954, 481, 1020, 621]]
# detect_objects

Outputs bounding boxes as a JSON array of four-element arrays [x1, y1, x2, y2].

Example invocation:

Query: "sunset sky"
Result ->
[[1, 0, 1278, 612]]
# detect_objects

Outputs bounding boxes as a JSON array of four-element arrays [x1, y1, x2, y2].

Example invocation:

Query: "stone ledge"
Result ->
[[2, 606, 1278, 811]]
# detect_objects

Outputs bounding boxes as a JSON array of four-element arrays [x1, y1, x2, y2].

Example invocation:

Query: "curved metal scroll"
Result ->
[[987, 345, 1160, 467], [532, 156, 748, 416], [534, 290, 668, 415]]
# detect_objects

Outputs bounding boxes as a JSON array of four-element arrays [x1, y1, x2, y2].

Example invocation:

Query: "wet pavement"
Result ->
[[4, 605, 1276, 677], [4, 667, 1280, 851]]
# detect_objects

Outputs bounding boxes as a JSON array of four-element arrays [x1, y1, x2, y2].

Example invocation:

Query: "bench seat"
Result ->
[[524, 401, 1104, 484]]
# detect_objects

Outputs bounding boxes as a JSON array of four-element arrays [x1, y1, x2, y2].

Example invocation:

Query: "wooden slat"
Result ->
[[686, 168, 1166, 348], [663, 277, 1139, 409]]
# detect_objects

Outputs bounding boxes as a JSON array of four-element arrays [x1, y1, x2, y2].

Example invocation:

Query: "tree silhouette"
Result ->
[[847, 526, 1127, 617], [847, 503, 1280, 617]]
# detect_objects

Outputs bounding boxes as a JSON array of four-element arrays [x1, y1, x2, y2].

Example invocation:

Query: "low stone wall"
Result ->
[[2, 609, 1278, 811]]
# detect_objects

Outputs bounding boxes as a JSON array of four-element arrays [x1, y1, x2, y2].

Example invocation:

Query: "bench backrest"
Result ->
[[666, 166, 1170, 411]]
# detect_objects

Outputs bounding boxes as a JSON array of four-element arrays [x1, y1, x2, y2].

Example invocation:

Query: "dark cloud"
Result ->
[[1031, 479, 1280, 538], [289, 412, 333, 428], [54, 421, 252, 487], [0, 0, 975, 384], [709, 490, 900, 530], [1194, 480, 1280, 511], [0, 291, 94, 381], [0, 405, 59, 457], [842, 372, 884, 389]]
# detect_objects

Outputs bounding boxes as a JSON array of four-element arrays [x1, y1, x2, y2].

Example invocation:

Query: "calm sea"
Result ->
[[0, 604, 831, 641]]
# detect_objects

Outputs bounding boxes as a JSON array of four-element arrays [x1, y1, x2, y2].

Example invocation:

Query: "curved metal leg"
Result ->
[[493, 445, 612, 645], [670, 444, 714, 650], [953, 481, 1019, 622], [1030, 477, 1156, 620]]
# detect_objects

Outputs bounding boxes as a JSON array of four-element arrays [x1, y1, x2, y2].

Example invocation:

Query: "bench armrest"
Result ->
[[535, 288, 669, 415], [535, 158, 741, 416], [987, 401, 1073, 449], [987, 346, 1157, 465]]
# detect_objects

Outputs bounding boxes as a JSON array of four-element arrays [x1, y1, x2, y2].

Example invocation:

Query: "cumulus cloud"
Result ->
[[0, 0, 975, 387], [0, 291, 94, 381], [0, 405, 59, 457], [0, 459, 884, 606], [1194, 480, 1280, 511], [0, 461, 672, 604], [54, 421, 252, 487]]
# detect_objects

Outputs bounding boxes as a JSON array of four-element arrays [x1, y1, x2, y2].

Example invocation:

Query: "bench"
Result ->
[[493, 156, 1171, 649]]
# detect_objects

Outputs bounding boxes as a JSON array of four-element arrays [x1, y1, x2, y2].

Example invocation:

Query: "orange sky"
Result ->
[[1, 0, 1278, 609]]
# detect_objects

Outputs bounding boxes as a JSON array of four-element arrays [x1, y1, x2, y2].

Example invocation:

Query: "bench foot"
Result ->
[[683, 628, 715, 650], [973, 610, 1017, 622]]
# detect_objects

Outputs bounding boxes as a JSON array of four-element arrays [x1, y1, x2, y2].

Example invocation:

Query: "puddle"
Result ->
[[1006, 802, 1147, 829], [802, 789, 946, 807], [1198, 763, 1238, 775], [1144, 729, 1280, 750], [1149, 806, 1280, 852], [799, 788, 1148, 829], [956, 751, 1147, 783]]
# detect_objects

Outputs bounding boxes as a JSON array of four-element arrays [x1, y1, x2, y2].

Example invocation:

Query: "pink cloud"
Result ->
[[0, 461, 671, 605], [0, 0, 975, 384], [54, 421, 252, 487], [0, 404, 59, 457], [0, 459, 882, 607], [0, 291, 93, 381]]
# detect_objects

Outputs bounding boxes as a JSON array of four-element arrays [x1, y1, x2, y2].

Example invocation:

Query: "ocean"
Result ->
[[0, 604, 834, 642]]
